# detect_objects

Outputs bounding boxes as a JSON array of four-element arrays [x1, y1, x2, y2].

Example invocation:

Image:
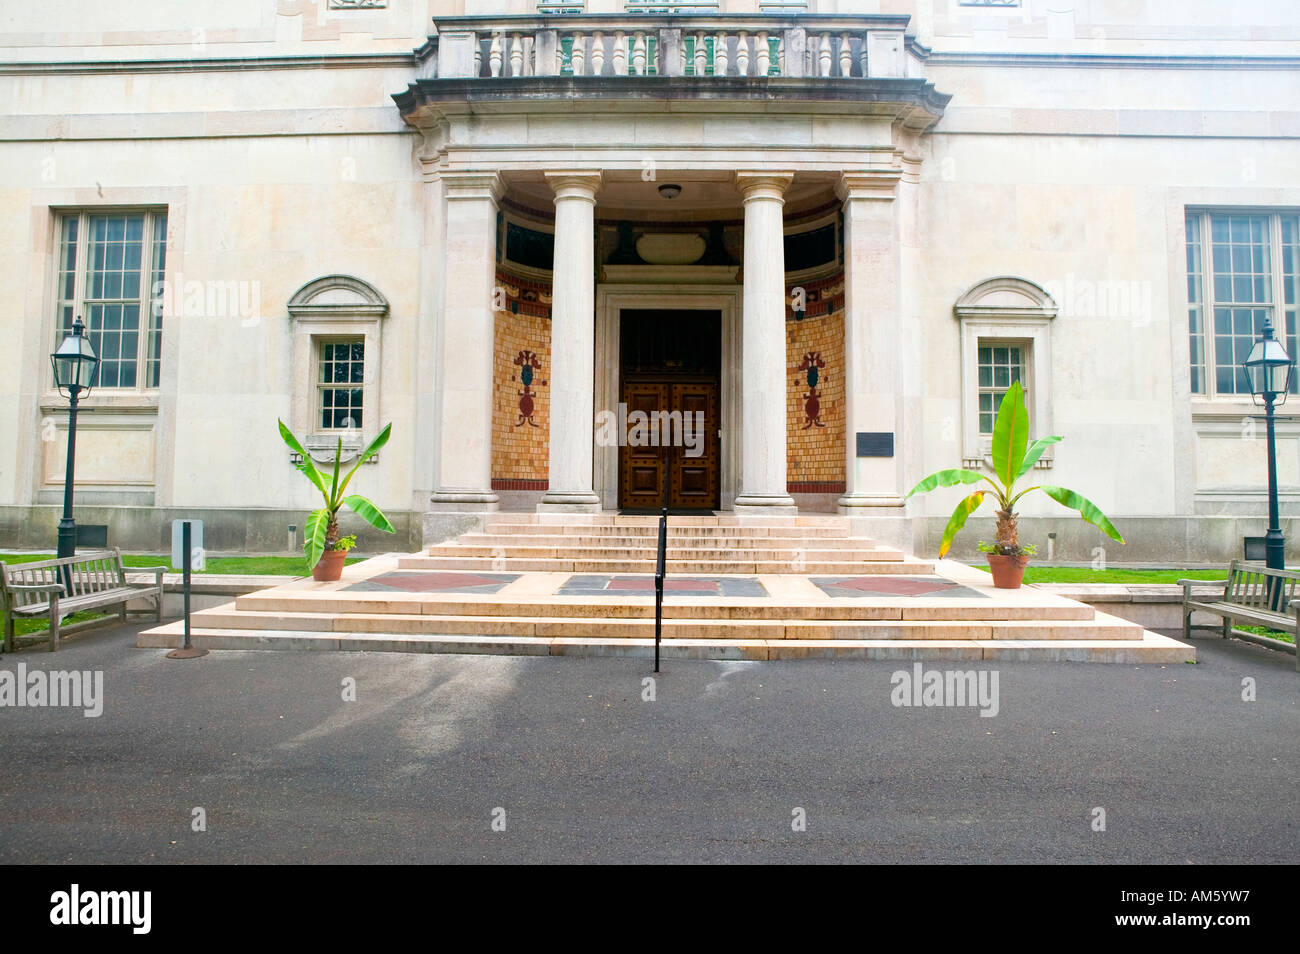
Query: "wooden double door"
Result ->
[[618, 378, 720, 511]]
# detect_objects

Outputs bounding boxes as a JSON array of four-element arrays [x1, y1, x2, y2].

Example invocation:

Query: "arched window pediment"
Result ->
[[953, 276, 1058, 322], [288, 274, 389, 321]]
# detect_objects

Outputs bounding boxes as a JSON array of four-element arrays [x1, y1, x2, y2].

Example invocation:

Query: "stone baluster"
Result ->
[[632, 32, 647, 75], [591, 31, 605, 76], [858, 34, 868, 78], [819, 32, 832, 77], [736, 31, 749, 76], [714, 31, 728, 76], [694, 32, 707, 76], [839, 32, 852, 77], [489, 33, 503, 77], [572, 32, 586, 75], [613, 31, 627, 75], [756, 31, 770, 76], [474, 41, 482, 77], [510, 33, 524, 77]]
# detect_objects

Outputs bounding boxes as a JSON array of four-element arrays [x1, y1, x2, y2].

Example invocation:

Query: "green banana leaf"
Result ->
[[938, 491, 986, 558], [304, 507, 330, 570], [1040, 486, 1125, 544], [1015, 435, 1062, 481], [327, 438, 342, 509], [990, 380, 1029, 489], [906, 468, 986, 499], [337, 423, 393, 500], [278, 419, 329, 499], [345, 494, 395, 534]]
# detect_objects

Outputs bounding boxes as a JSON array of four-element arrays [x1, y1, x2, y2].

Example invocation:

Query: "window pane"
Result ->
[[318, 338, 365, 430]]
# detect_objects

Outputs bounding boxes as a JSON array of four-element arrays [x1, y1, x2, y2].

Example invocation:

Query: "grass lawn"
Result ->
[[0, 553, 364, 576], [967, 566, 1230, 585], [11, 609, 110, 638], [1234, 624, 1296, 645]]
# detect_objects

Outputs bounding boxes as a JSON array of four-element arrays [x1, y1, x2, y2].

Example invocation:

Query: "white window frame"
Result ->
[[1186, 208, 1300, 400], [52, 207, 168, 392], [975, 339, 1029, 437], [287, 275, 388, 464], [954, 276, 1057, 470], [315, 337, 368, 433]]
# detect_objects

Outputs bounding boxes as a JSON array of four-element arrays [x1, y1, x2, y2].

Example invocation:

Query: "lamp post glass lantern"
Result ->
[[1242, 318, 1293, 587], [50, 315, 99, 560]]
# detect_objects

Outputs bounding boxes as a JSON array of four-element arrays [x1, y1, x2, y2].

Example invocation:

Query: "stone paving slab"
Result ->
[[137, 621, 1194, 662]]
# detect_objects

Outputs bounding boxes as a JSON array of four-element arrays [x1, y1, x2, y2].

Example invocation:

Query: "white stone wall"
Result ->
[[0, 0, 1296, 549]]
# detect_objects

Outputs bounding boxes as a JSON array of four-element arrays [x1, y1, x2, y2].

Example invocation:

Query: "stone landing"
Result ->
[[138, 514, 1195, 663]]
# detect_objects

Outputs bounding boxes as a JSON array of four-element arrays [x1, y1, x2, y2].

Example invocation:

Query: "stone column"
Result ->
[[837, 168, 906, 514], [734, 171, 796, 513], [430, 171, 503, 511], [538, 170, 603, 512]]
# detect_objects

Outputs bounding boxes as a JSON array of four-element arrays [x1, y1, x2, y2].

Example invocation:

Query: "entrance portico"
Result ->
[[394, 13, 949, 534]]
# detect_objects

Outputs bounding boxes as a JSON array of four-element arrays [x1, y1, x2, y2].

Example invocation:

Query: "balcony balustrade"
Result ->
[[430, 13, 917, 81]]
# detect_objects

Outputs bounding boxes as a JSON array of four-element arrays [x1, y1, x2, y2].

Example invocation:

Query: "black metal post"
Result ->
[[1263, 394, 1287, 610], [183, 520, 193, 651], [56, 386, 81, 561], [654, 464, 669, 673]]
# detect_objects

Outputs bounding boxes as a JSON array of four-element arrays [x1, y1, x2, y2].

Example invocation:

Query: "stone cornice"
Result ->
[[926, 51, 1300, 71], [394, 76, 950, 132], [0, 53, 419, 75]]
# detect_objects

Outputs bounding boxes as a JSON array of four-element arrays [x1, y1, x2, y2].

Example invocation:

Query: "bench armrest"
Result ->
[[7, 582, 65, 594], [1177, 579, 1226, 587], [131, 566, 170, 573]]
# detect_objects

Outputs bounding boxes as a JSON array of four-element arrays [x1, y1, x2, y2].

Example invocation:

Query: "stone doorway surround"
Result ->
[[595, 282, 743, 512]]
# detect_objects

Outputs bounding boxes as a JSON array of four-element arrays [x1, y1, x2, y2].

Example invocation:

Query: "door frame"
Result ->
[[595, 285, 742, 512]]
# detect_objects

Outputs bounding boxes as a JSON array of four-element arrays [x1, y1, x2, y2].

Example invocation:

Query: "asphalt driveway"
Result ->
[[0, 621, 1295, 864]]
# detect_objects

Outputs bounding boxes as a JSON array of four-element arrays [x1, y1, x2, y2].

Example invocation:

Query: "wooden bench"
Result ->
[[1, 549, 166, 653], [1180, 560, 1300, 669]]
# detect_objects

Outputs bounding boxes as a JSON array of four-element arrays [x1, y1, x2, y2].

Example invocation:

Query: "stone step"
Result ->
[[477, 528, 854, 541], [453, 532, 867, 546], [137, 622, 1195, 663], [397, 556, 934, 574], [485, 514, 849, 528], [231, 593, 1096, 621], [160, 608, 1145, 641], [424, 545, 905, 561]]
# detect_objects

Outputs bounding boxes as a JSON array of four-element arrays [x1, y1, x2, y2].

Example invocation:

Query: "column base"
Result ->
[[429, 492, 499, 512], [537, 491, 602, 513], [837, 493, 905, 513], [733, 493, 797, 515]]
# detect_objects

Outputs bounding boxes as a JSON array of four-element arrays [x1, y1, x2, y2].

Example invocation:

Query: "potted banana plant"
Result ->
[[278, 420, 395, 582], [904, 381, 1124, 588]]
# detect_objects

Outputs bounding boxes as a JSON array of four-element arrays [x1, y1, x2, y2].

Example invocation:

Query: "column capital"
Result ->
[[734, 171, 794, 202], [439, 170, 504, 204], [836, 169, 902, 204], [545, 170, 603, 202]]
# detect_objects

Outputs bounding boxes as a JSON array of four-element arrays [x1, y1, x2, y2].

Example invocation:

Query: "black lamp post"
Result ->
[[50, 315, 99, 560], [1242, 318, 1293, 587]]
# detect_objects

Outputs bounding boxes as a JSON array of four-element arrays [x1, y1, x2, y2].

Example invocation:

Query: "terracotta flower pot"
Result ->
[[985, 553, 1029, 589], [312, 548, 348, 582]]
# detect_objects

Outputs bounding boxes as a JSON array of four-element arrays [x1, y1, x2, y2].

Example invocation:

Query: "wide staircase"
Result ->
[[138, 512, 1195, 662], [402, 512, 931, 575]]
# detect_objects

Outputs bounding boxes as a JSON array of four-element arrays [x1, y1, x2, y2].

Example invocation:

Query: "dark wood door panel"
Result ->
[[618, 378, 719, 510]]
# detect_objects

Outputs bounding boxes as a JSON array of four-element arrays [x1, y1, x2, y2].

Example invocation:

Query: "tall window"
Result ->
[[318, 339, 365, 430], [55, 209, 167, 389], [1187, 209, 1300, 397], [977, 342, 1026, 434]]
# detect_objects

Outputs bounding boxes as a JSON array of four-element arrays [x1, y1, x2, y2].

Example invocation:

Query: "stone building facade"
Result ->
[[1, 1, 1298, 562]]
